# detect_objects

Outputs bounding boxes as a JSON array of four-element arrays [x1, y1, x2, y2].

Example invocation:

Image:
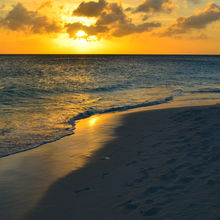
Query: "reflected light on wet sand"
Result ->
[[89, 116, 99, 127], [0, 112, 122, 220]]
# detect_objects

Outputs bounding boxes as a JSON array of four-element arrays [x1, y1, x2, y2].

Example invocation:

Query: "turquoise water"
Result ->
[[0, 55, 220, 156]]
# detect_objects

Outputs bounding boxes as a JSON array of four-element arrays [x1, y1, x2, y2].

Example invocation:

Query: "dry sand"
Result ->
[[24, 104, 220, 220]]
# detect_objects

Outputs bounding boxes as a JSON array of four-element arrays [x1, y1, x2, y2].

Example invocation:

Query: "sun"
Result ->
[[75, 30, 88, 38], [54, 32, 103, 53]]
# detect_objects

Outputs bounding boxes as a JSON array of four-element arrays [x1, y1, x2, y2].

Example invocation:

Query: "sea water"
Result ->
[[0, 55, 220, 156]]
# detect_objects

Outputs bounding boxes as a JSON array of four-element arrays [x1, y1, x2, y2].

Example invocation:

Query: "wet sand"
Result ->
[[1, 103, 220, 219], [27, 104, 220, 219]]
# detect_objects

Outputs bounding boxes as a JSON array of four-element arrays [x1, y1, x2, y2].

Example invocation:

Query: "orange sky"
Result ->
[[0, 0, 220, 54]]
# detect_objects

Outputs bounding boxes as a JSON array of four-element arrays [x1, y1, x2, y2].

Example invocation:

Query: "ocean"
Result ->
[[0, 55, 220, 157]]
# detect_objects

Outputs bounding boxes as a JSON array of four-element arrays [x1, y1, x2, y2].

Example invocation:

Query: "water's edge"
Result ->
[[0, 96, 173, 158]]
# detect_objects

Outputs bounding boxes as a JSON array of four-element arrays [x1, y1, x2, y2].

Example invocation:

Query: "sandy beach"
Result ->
[[1, 103, 220, 219]]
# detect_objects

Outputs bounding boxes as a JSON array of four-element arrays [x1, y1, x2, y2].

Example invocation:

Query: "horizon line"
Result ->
[[0, 53, 220, 56]]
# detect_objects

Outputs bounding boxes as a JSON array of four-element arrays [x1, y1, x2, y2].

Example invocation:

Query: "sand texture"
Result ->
[[24, 104, 220, 220]]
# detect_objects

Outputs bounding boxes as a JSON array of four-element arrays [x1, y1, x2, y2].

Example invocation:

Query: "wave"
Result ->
[[190, 88, 220, 94], [69, 96, 173, 122], [0, 128, 75, 159], [84, 85, 126, 93]]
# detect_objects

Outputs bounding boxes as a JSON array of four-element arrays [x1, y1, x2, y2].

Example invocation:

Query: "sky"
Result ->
[[0, 0, 220, 54]]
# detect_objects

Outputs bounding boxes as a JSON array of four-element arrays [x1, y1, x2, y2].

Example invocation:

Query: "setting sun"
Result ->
[[53, 33, 105, 53], [75, 30, 88, 38]]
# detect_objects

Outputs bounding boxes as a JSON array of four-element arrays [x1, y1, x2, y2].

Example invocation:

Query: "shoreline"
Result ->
[[1, 102, 220, 219], [0, 131, 75, 159], [0, 95, 174, 159], [1, 98, 219, 159]]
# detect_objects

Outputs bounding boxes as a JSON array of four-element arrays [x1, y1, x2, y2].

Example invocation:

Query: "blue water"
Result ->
[[0, 55, 220, 156]]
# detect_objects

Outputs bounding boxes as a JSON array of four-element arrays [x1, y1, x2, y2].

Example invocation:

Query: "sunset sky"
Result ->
[[0, 0, 220, 54]]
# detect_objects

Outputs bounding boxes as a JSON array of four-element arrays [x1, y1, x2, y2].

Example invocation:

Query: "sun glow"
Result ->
[[76, 30, 88, 38], [54, 33, 105, 53], [75, 30, 98, 42], [60, 14, 96, 27]]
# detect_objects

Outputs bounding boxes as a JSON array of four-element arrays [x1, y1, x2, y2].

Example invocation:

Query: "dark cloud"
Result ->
[[135, 0, 174, 13], [96, 3, 127, 25], [190, 0, 202, 4], [73, 0, 107, 17], [0, 1, 161, 38], [191, 33, 208, 40], [125, 7, 132, 12], [112, 22, 161, 37], [159, 2, 220, 36], [65, 22, 108, 37], [0, 3, 61, 34], [66, 1, 161, 38], [38, 1, 53, 10], [142, 15, 150, 21]]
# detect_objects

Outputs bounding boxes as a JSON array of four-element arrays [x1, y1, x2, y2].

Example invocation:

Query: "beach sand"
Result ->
[[23, 104, 220, 220], [1, 103, 220, 220]]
